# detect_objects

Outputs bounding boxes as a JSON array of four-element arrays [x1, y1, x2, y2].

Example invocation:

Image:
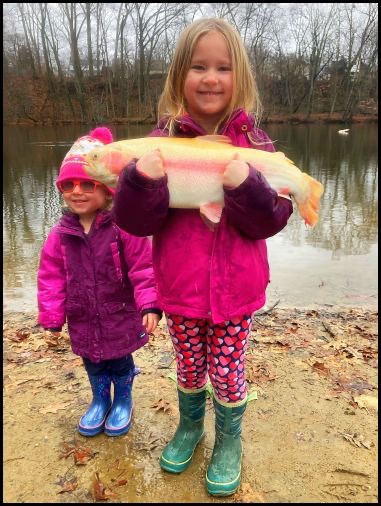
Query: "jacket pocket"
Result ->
[[66, 301, 87, 320], [102, 302, 143, 344]]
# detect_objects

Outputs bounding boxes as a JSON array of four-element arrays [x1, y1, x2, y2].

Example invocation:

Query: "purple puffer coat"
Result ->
[[37, 210, 159, 363], [112, 109, 293, 323]]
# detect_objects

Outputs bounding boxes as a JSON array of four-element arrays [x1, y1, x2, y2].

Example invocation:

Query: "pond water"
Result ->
[[3, 122, 378, 312]]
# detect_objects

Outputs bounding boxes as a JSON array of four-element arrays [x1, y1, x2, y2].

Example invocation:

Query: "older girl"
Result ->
[[112, 19, 293, 495]]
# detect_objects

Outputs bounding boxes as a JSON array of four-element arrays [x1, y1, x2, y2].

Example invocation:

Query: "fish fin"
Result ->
[[295, 175, 324, 227], [200, 214, 217, 231], [196, 135, 232, 144], [200, 203, 223, 225], [277, 191, 292, 201]]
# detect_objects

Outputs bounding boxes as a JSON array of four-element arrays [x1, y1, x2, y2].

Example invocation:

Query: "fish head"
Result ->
[[85, 145, 135, 177]]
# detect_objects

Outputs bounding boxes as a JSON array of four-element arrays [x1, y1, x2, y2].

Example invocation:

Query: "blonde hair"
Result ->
[[158, 18, 262, 135]]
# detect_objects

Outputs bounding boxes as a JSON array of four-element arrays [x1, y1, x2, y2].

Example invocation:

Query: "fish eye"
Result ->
[[92, 154, 98, 159]]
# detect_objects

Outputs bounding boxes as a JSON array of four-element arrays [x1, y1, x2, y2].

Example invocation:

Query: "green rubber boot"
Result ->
[[206, 396, 247, 496], [160, 387, 206, 473]]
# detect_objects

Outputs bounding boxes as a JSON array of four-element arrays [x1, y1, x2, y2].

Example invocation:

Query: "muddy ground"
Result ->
[[3, 306, 378, 503]]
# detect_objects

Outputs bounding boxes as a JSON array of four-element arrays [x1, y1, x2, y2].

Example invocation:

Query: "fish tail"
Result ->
[[296, 174, 324, 227]]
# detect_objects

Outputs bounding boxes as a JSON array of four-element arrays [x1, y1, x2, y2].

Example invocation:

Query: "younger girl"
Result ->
[[112, 19, 293, 495], [37, 127, 161, 437]]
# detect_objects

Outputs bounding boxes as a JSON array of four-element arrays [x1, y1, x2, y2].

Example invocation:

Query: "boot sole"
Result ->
[[205, 471, 240, 496], [104, 421, 131, 437], [104, 404, 133, 437], [160, 431, 205, 473], [206, 486, 239, 497], [78, 409, 110, 437], [78, 424, 105, 437]]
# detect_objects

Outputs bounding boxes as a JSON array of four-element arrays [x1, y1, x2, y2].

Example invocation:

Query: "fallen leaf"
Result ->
[[59, 441, 96, 464], [234, 482, 267, 502], [339, 432, 374, 449], [4, 329, 30, 342], [39, 401, 72, 414], [74, 447, 96, 465], [157, 352, 174, 369], [312, 361, 330, 375], [335, 376, 375, 395], [45, 336, 60, 347], [275, 338, 293, 349], [61, 357, 83, 369], [59, 444, 75, 459], [56, 476, 78, 494], [353, 394, 378, 411], [93, 472, 118, 501], [246, 363, 277, 385], [134, 436, 166, 451], [150, 398, 177, 415], [342, 347, 363, 359]]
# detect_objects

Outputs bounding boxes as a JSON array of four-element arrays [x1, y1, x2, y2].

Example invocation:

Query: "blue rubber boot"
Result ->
[[160, 387, 206, 473], [104, 368, 138, 437], [78, 372, 112, 437], [206, 396, 247, 496]]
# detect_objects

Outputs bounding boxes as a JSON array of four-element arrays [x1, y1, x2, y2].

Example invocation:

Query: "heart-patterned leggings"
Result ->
[[166, 313, 252, 403]]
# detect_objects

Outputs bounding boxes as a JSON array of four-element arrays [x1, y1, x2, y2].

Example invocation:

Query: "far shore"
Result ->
[[4, 112, 378, 127]]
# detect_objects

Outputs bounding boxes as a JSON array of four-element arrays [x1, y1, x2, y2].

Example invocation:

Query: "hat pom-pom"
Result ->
[[90, 127, 113, 145]]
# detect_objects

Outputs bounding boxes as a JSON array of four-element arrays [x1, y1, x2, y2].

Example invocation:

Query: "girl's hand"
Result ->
[[44, 329, 62, 347], [142, 313, 160, 333], [136, 149, 165, 179], [223, 153, 249, 189]]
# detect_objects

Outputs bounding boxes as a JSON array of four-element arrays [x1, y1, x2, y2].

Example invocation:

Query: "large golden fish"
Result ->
[[84, 135, 324, 226]]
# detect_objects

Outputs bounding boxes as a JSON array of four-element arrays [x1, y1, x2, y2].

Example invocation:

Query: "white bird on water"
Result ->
[[338, 128, 350, 135]]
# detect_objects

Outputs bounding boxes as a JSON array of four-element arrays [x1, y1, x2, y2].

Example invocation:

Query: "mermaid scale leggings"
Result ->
[[166, 313, 252, 403]]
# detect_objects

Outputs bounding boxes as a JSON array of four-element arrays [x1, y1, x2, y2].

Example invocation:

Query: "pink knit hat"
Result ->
[[56, 127, 114, 194]]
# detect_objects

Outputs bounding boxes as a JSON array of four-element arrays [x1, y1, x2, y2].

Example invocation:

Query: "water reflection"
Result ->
[[3, 123, 378, 310], [266, 123, 378, 258]]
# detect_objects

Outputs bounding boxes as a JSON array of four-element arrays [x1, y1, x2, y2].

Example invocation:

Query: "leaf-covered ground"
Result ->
[[3, 307, 378, 503]]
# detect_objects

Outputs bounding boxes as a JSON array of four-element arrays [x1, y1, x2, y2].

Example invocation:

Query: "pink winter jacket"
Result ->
[[112, 110, 293, 323], [37, 210, 159, 363]]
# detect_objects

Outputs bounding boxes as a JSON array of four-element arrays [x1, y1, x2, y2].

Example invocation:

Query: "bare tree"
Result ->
[[3, 2, 378, 123], [59, 2, 87, 119], [129, 3, 191, 108], [44, 4, 67, 84], [98, 12, 116, 118], [42, 4, 76, 116], [17, 3, 39, 77], [341, 3, 378, 119], [271, 5, 309, 114], [82, 3, 95, 77], [303, 4, 336, 117], [38, 3, 55, 90]]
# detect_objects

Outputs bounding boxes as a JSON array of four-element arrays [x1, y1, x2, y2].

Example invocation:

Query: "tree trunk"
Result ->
[[86, 3, 94, 77], [17, 3, 37, 77]]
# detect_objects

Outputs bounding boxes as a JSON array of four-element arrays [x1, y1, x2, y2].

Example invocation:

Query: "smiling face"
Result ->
[[62, 180, 111, 219], [183, 30, 233, 133]]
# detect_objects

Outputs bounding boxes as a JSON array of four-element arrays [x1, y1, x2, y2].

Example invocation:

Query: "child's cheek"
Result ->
[[63, 193, 71, 205]]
